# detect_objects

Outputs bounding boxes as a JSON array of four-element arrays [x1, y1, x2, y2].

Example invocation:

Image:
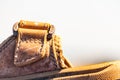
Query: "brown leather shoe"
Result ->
[[0, 20, 120, 80]]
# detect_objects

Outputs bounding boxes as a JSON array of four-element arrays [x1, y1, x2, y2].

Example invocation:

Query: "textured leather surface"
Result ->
[[0, 20, 120, 80], [0, 35, 57, 78], [0, 20, 71, 78], [14, 28, 48, 66]]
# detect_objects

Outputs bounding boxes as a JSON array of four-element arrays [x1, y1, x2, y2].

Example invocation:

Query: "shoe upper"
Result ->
[[0, 20, 72, 78]]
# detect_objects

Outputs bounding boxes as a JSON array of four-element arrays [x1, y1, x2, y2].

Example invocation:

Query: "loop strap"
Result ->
[[19, 20, 50, 30], [14, 20, 54, 66], [13, 20, 55, 40]]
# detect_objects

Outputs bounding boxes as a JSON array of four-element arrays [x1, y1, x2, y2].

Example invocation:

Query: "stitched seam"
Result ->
[[54, 36, 63, 68], [50, 36, 62, 69], [21, 38, 42, 43], [49, 38, 59, 69], [0, 35, 16, 52], [15, 35, 45, 65], [32, 65, 111, 79], [53, 35, 70, 68], [50, 44, 58, 69]]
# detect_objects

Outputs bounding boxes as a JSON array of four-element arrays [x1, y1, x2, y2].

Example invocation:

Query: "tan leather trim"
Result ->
[[14, 27, 48, 67], [13, 20, 71, 68], [13, 20, 55, 40], [2, 61, 120, 80], [52, 35, 72, 68], [19, 20, 50, 30], [0, 20, 120, 79]]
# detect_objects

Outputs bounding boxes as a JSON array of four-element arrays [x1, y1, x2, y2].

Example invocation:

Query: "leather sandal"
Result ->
[[0, 20, 120, 80]]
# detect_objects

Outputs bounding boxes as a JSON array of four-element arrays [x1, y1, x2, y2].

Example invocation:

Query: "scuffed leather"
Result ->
[[14, 28, 48, 66], [0, 20, 72, 78], [0, 36, 56, 78]]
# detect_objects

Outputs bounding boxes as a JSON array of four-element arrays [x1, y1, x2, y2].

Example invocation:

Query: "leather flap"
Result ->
[[14, 20, 51, 67]]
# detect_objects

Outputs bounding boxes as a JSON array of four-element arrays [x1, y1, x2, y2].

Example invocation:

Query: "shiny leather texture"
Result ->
[[0, 20, 72, 78], [0, 20, 120, 80]]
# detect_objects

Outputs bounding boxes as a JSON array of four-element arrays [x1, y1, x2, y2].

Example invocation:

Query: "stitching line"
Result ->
[[54, 36, 63, 68], [50, 35, 62, 69], [14, 32, 46, 66], [50, 44, 58, 69]]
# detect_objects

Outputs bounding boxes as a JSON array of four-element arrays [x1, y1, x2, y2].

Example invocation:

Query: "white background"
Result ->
[[0, 0, 120, 66]]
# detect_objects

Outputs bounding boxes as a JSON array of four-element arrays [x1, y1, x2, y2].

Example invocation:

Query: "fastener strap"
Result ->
[[13, 20, 55, 66]]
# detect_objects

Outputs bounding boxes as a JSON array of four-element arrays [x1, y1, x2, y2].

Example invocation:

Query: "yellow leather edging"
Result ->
[[2, 60, 120, 80]]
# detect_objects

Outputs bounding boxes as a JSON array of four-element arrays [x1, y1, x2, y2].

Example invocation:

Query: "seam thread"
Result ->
[[50, 44, 58, 69], [15, 33, 45, 66]]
